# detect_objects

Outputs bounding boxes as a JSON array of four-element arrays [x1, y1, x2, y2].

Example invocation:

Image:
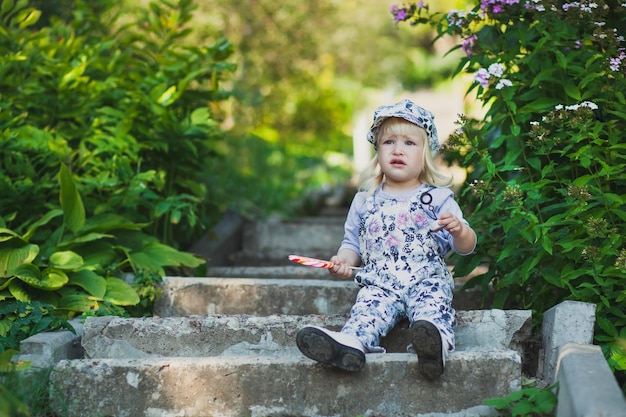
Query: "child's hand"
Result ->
[[435, 212, 477, 255], [329, 255, 354, 279], [436, 213, 465, 236]]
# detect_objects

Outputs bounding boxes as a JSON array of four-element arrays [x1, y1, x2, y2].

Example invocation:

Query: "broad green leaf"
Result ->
[[564, 79, 582, 101], [190, 107, 211, 125], [49, 251, 84, 270], [511, 400, 535, 416], [102, 277, 139, 306], [541, 234, 553, 255], [41, 268, 70, 290], [68, 270, 106, 298], [78, 241, 117, 272], [1, 0, 15, 15], [0, 277, 13, 291], [128, 242, 204, 275], [0, 228, 20, 242], [13, 264, 68, 291], [157, 85, 177, 106], [483, 397, 511, 409], [81, 213, 146, 233], [510, 124, 521, 136], [57, 232, 114, 248], [8, 279, 29, 302], [57, 293, 99, 312], [0, 241, 39, 277], [520, 97, 559, 113], [59, 164, 85, 233], [22, 209, 63, 242], [0, 319, 11, 337], [17, 8, 40, 29], [155, 201, 171, 217], [60, 61, 86, 87]]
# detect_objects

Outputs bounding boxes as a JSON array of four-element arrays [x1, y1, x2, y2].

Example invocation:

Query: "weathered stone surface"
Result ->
[[188, 210, 244, 266], [205, 265, 334, 279], [154, 277, 358, 316], [537, 300, 596, 383], [17, 319, 84, 368], [82, 310, 532, 360], [154, 277, 490, 317], [555, 343, 626, 417], [50, 351, 521, 417], [238, 216, 346, 264]]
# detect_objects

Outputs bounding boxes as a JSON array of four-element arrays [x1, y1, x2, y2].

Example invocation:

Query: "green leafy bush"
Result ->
[[392, 0, 626, 382], [0, 301, 73, 351], [0, 163, 203, 321], [0, 0, 222, 343], [484, 383, 558, 417], [0, 0, 235, 249], [0, 350, 30, 417]]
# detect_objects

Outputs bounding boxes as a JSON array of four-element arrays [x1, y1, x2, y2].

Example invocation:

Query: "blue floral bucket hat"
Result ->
[[367, 99, 440, 155]]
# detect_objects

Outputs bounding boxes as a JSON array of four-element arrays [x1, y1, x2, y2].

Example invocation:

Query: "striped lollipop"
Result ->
[[288, 255, 361, 270]]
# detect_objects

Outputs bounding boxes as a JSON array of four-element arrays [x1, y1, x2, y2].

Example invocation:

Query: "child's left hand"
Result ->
[[434, 212, 477, 255], [434, 213, 465, 236]]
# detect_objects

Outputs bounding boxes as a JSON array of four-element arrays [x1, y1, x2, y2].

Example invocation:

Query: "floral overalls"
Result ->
[[341, 185, 456, 353]]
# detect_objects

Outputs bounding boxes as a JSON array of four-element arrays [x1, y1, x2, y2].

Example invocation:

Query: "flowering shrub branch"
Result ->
[[392, 0, 626, 384]]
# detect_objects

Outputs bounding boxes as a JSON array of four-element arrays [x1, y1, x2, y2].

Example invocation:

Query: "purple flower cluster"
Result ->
[[462, 35, 478, 57], [609, 48, 626, 71], [480, 0, 520, 13], [390, 2, 425, 23], [391, 5, 409, 22]]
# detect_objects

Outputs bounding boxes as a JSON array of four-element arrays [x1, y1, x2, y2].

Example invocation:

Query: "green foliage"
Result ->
[[208, 133, 353, 218], [484, 384, 558, 417], [0, 350, 31, 417], [125, 269, 164, 317], [0, 301, 73, 351], [0, 349, 66, 417], [393, 0, 626, 383], [0, 163, 204, 321], [0, 0, 235, 249]]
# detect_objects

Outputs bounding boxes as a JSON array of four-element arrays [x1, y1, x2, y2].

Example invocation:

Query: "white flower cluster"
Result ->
[[562, 2, 598, 12], [554, 101, 599, 111], [525, 0, 546, 12], [446, 9, 480, 27], [474, 63, 513, 89], [529, 101, 599, 125]]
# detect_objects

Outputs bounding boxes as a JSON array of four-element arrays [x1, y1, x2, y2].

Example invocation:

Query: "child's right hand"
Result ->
[[329, 255, 354, 279]]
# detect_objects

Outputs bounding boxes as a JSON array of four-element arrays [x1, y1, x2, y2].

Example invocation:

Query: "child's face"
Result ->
[[376, 120, 426, 191]]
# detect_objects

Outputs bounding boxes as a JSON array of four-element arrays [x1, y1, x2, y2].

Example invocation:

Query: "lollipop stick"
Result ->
[[288, 254, 362, 270]]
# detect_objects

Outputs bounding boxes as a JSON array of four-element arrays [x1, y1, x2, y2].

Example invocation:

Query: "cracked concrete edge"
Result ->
[[15, 318, 84, 369]]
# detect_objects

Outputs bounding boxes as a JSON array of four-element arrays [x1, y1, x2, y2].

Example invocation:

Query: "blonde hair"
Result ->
[[358, 118, 452, 194]]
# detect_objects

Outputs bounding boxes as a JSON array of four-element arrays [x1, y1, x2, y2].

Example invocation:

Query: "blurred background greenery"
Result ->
[[121, 0, 473, 224]]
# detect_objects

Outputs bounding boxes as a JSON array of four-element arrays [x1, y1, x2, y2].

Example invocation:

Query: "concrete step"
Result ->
[[81, 310, 531, 359], [232, 216, 346, 265], [203, 264, 488, 283], [50, 351, 521, 417], [49, 311, 529, 416], [205, 265, 346, 279], [154, 277, 490, 317]]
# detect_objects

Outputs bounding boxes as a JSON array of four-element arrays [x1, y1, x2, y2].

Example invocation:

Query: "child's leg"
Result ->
[[341, 284, 404, 353], [405, 277, 455, 380], [406, 277, 456, 351]]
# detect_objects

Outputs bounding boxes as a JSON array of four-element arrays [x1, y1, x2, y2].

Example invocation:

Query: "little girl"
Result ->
[[296, 99, 476, 380]]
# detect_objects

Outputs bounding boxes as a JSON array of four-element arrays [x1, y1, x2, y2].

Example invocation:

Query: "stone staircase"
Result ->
[[46, 215, 536, 417]]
